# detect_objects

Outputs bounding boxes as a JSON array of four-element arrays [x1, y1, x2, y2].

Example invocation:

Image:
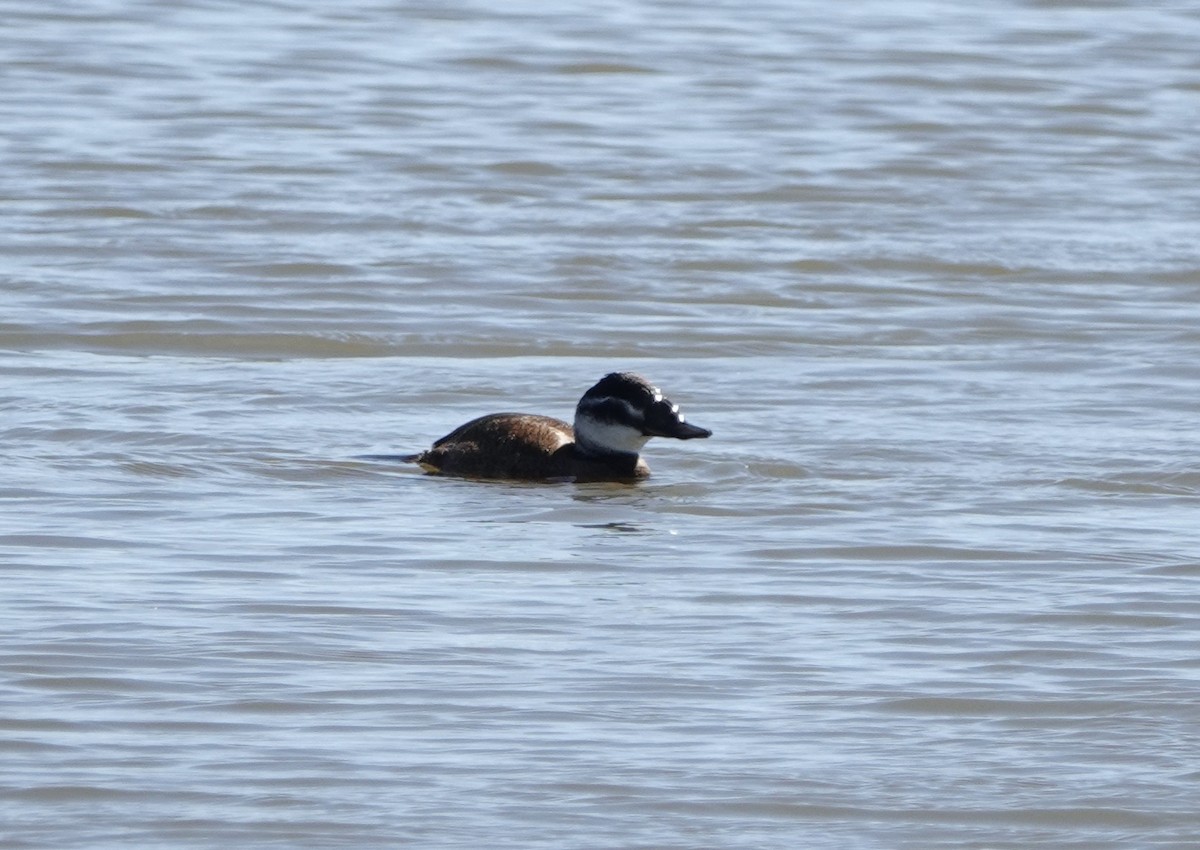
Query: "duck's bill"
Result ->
[[669, 421, 712, 440], [643, 400, 712, 440]]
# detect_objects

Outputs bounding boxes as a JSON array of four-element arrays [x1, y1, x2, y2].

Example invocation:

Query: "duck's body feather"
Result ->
[[414, 413, 646, 481]]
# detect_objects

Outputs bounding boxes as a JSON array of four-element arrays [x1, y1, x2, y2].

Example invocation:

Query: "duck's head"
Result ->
[[573, 372, 712, 460]]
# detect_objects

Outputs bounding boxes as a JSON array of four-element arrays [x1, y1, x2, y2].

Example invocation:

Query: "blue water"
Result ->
[[4, 1, 1200, 848]]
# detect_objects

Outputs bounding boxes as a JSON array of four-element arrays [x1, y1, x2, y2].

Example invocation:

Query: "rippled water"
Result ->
[[4, 1, 1200, 847]]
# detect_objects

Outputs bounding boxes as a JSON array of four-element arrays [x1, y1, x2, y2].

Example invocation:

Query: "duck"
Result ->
[[401, 372, 711, 482]]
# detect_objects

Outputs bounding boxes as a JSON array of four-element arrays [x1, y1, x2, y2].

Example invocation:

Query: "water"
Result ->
[[4, 0, 1200, 847]]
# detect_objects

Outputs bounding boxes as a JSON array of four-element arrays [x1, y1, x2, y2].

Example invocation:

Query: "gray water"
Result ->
[[4, 1, 1200, 847]]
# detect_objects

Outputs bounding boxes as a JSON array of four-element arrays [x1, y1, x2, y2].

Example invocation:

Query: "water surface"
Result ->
[[4, 1, 1200, 847]]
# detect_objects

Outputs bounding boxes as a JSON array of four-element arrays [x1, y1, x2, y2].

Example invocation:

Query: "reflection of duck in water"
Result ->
[[404, 372, 711, 482]]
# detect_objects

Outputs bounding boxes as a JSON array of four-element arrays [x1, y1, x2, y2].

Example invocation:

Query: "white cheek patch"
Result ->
[[576, 419, 650, 455]]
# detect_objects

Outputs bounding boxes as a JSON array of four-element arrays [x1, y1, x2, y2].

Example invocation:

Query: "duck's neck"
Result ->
[[573, 432, 633, 461], [574, 416, 648, 461]]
